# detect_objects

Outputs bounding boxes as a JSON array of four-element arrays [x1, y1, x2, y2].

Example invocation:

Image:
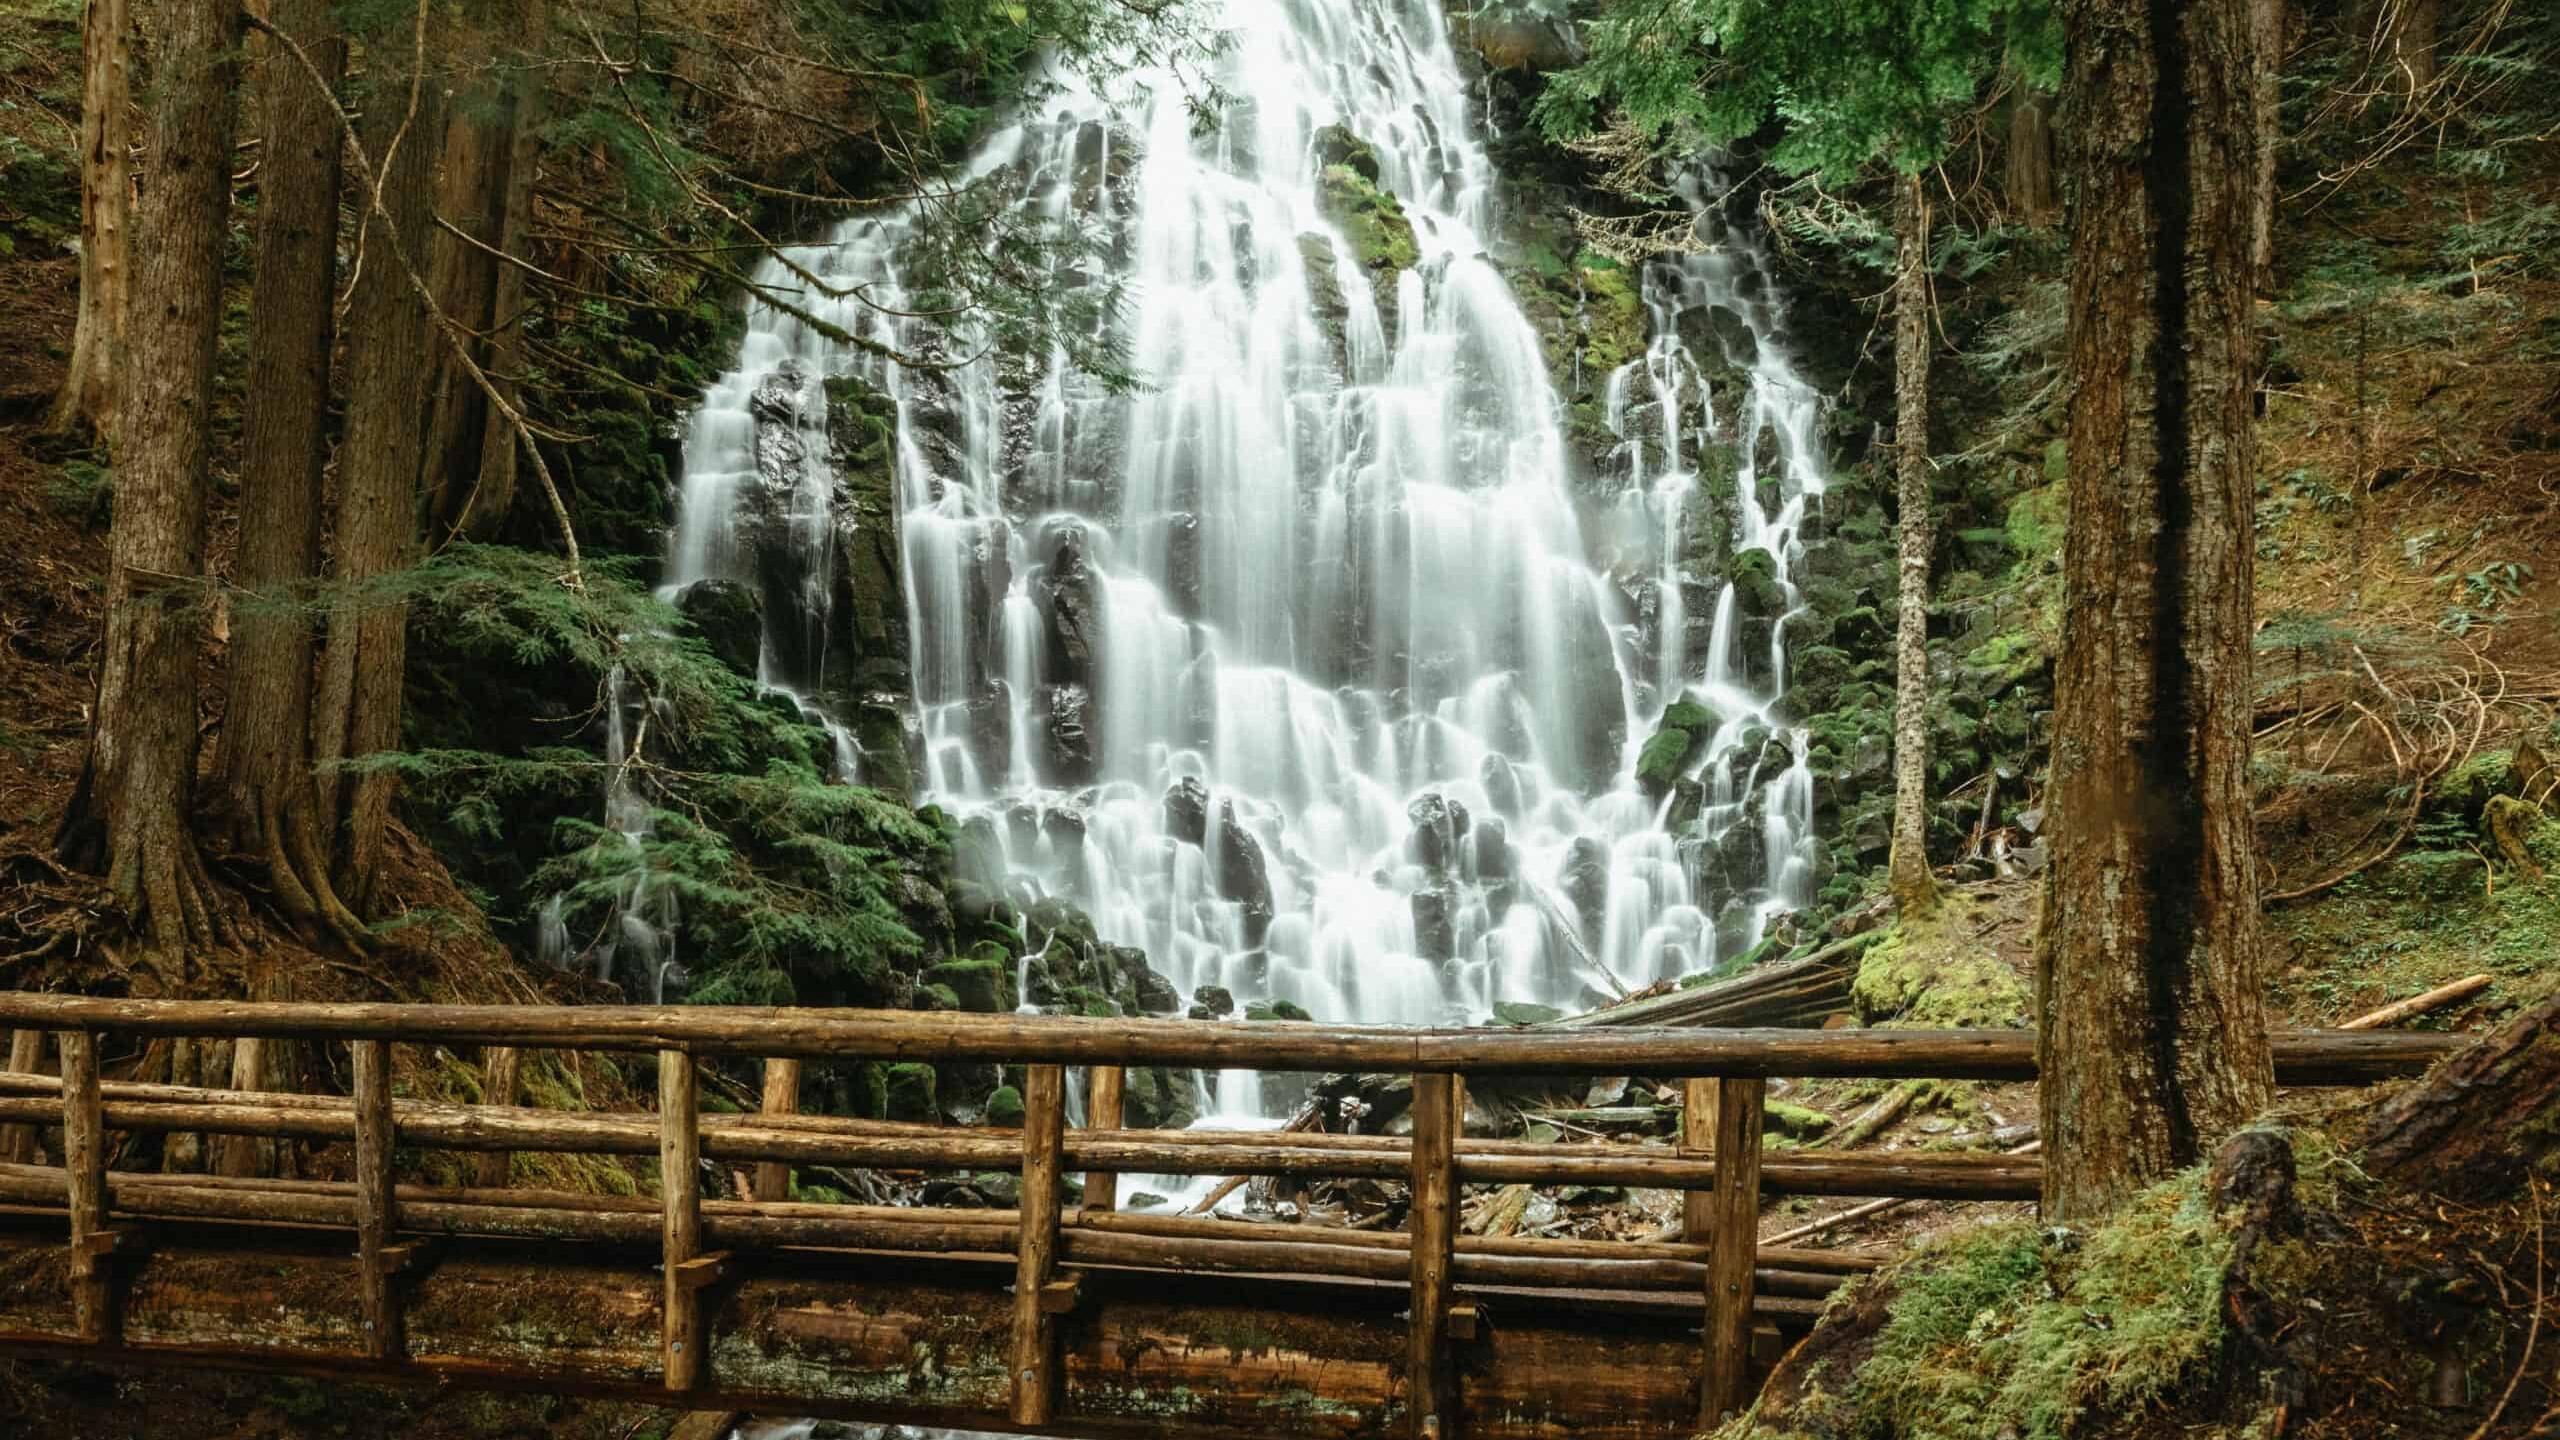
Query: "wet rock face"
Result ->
[[1408, 792, 1472, 871], [677, 579, 762, 680], [1045, 682, 1097, 784], [1216, 801, 1275, 945], [1040, 525, 1101, 688], [1164, 775, 1210, 846], [1412, 886, 1457, 961]]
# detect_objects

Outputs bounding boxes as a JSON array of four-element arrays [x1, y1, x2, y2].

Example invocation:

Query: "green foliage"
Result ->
[[385, 545, 942, 1006], [1537, 0, 2058, 179], [43, 458, 111, 529]]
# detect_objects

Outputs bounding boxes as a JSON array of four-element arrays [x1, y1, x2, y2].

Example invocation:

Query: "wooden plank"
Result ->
[[352, 1038, 401, 1361], [0, 993, 2462, 1082], [1700, 1075, 1766, 1426], [1680, 1076, 1717, 1242], [59, 1030, 109, 1344], [210, 1036, 270, 1179], [1083, 1064, 1123, 1213], [1, 1029, 43, 1165], [1407, 1071, 1457, 1440], [471, 1046, 519, 1189], [754, 1056, 799, 1203], [1010, 1063, 1065, 1426], [659, 1049, 702, 1392]]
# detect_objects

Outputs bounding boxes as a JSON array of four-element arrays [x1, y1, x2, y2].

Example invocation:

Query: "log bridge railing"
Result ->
[[0, 994, 2455, 1440]]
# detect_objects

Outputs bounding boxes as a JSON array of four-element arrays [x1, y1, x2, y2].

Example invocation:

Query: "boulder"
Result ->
[[676, 579, 762, 680], [923, 956, 1018, 1014], [1407, 792, 1472, 871], [1045, 682, 1097, 784], [1215, 802, 1275, 944], [1163, 775, 1210, 846]]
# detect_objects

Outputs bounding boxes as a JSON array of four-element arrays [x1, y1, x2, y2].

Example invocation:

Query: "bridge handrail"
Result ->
[[0, 991, 2460, 1434], [0, 992, 2459, 1080]]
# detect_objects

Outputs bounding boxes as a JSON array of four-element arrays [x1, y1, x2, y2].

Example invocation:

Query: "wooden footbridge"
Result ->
[[0, 994, 2453, 1440]]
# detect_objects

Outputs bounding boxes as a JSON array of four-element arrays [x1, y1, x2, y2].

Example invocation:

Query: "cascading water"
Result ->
[[647, 0, 1832, 1117]]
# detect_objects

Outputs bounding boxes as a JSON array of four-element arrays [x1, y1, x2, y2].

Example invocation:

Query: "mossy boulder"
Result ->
[[1729, 546, 1787, 617], [923, 956, 1018, 1014], [1493, 1001, 1566, 1027], [881, 1062, 938, 1124], [1317, 152, 1419, 281], [1246, 998, 1315, 1022], [1123, 1065, 1203, 1130], [985, 1084, 1025, 1127], [1638, 699, 1714, 794]]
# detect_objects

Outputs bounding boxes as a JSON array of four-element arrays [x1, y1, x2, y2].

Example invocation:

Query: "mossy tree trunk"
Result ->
[[1886, 171, 1939, 917], [222, 0, 368, 951], [53, 0, 242, 954], [313, 32, 443, 917], [2037, 0, 2274, 1221], [48, 0, 128, 443]]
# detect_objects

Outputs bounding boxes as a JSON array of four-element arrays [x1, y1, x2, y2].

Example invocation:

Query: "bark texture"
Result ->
[[49, 0, 129, 441], [223, 0, 365, 950], [2037, 0, 2274, 1221], [54, 0, 242, 952], [314, 50, 442, 916], [2004, 87, 2059, 227], [1886, 173, 1939, 917], [2363, 988, 2560, 1202]]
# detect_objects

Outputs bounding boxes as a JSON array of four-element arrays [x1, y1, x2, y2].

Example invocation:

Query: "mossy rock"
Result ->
[[1852, 907, 2031, 1029], [1246, 998, 1315, 1022], [1317, 159, 1419, 280], [2434, 749, 2517, 819], [1730, 546, 1787, 617], [1311, 124, 1381, 182], [985, 1084, 1025, 1127], [1492, 1000, 1566, 1027], [882, 1062, 937, 1124], [1638, 724, 1701, 793], [923, 956, 1018, 1013], [915, 982, 962, 1012]]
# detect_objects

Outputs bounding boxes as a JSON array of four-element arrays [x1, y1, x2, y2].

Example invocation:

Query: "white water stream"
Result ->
[[603, 0, 1832, 1122]]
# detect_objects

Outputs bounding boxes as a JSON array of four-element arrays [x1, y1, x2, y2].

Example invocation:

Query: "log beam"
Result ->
[[659, 1049, 702, 1391], [1701, 1075, 1765, 1426], [1408, 1071, 1458, 1440], [1012, 1063, 1066, 1426], [755, 1057, 800, 1203]]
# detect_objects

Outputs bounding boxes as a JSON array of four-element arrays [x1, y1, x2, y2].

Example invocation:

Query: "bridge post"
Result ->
[[353, 1038, 403, 1360], [3, 1029, 44, 1164], [1083, 1065, 1122, 1212], [59, 1029, 111, 1344], [1408, 1071, 1459, 1440], [660, 1048, 704, 1391], [754, 1056, 800, 1202], [472, 1045, 520, 1188], [1700, 1074, 1766, 1426], [1011, 1063, 1067, 1426], [1680, 1076, 1718, 1242]]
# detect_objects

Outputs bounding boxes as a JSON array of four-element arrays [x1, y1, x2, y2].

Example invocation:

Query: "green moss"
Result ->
[[2436, 749, 2518, 816], [882, 1061, 938, 1124], [923, 956, 1018, 1013], [1728, 1169, 2236, 1440], [1851, 904, 2031, 1029], [985, 1084, 1025, 1126], [1763, 1100, 1835, 1139], [1245, 999, 1314, 1022], [1575, 252, 1650, 375], [1317, 161, 1419, 279], [1493, 1000, 1566, 1026]]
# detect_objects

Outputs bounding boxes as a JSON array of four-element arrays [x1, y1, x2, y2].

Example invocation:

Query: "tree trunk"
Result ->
[[2387, 0, 2441, 93], [2251, 0, 2284, 293], [2038, 0, 2274, 1221], [313, 47, 442, 916], [2004, 87, 2059, 228], [48, 0, 129, 443], [2363, 988, 2560, 1202], [222, 0, 367, 951], [53, 0, 242, 953], [461, 44, 546, 542], [417, 86, 508, 540], [1885, 172, 1939, 917]]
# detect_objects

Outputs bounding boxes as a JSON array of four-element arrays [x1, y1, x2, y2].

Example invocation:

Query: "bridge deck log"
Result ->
[[0, 1210, 1768, 1440]]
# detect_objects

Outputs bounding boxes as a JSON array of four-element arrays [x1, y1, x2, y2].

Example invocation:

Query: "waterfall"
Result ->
[[641, 0, 1830, 1078]]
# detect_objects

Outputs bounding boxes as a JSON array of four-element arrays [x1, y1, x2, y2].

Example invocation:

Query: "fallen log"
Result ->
[[2363, 985, 2560, 1201], [2338, 974, 2492, 1031]]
